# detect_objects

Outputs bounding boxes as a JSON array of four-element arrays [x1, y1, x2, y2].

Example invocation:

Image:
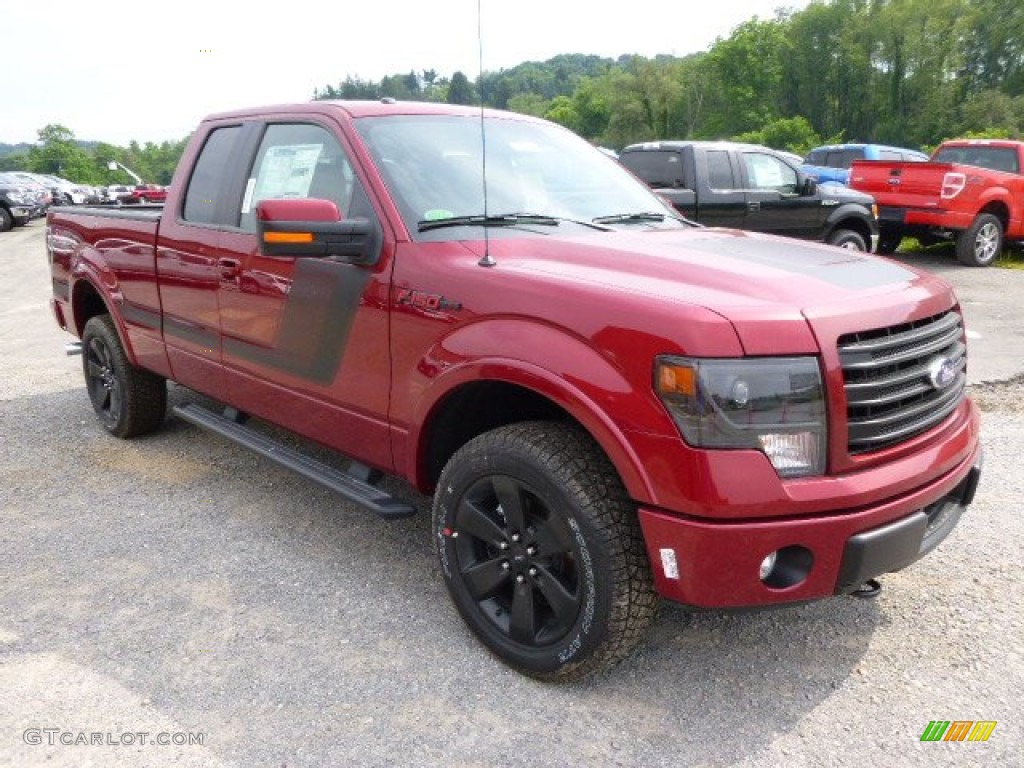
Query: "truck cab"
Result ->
[[618, 140, 879, 251], [803, 143, 930, 186]]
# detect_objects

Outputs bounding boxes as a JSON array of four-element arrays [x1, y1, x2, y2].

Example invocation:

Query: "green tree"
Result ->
[[28, 124, 99, 183], [447, 71, 476, 105], [702, 18, 791, 137], [735, 115, 823, 154], [544, 96, 580, 132]]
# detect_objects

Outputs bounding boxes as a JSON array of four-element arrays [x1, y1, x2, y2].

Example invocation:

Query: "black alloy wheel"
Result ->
[[84, 330, 123, 431], [81, 315, 167, 437], [450, 473, 584, 648], [433, 421, 656, 680]]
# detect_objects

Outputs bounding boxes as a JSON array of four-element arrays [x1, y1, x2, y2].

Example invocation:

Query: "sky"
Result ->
[[3, 0, 812, 147]]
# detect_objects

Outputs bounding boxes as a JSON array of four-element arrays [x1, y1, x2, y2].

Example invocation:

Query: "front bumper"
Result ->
[[9, 205, 33, 221], [638, 443, 983, 608]]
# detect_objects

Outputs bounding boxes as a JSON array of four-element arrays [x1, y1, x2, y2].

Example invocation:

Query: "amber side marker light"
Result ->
[[657, 363, 696, 396], [263, 231, 314, 244]]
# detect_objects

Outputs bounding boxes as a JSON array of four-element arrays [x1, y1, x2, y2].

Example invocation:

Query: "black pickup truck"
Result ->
[[618, 140, 879, 251]]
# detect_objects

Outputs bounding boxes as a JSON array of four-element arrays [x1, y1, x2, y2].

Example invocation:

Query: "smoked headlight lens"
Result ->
[[655, 356, 827, 478]]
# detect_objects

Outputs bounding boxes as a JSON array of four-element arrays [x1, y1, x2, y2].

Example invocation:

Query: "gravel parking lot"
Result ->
[[1, 221, 1021, 767]]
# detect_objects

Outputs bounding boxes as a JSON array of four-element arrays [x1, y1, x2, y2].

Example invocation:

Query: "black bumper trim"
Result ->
[[835, 454, 982, 594]]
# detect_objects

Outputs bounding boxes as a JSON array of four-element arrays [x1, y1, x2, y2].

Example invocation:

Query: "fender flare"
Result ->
[[823, 202, 876, 235], [70, 250, 138, 367], [405, 320, 680, 504]]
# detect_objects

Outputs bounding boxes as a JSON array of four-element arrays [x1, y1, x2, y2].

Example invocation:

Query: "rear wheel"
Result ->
[[826, 228, 867, 251], [432, 421, 656, 680], [956, 213, 1002, 267], [82, 315, 167, 437]]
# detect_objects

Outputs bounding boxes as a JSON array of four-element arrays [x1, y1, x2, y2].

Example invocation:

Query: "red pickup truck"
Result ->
[[46, 100, 982, 680], [122, 183, 168, 204], [849, 138, 1024, 265]]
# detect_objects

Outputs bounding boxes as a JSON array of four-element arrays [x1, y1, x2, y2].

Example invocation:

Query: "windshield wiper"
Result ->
[[418, 213, 559, 232], [592, 211, 669, 224], [417, 212, 616, 233]]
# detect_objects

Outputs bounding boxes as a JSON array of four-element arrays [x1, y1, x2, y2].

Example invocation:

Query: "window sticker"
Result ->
[[251, 144, 324, 204]]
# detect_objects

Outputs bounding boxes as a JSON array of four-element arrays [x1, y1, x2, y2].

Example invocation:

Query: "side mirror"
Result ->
[[256, 198, 380, 265], [801, 175, 818, 196]]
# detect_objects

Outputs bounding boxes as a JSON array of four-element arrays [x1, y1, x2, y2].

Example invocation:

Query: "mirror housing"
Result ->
[[256, 198, 380, 265], [800, 174, 818, 196]]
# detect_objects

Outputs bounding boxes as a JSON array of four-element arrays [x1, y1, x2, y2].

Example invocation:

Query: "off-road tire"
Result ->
[[956, 213, 1002, 267], [82, 314, 167, 437], [826, 228, 867, 251], [432, 421, 657, 681]]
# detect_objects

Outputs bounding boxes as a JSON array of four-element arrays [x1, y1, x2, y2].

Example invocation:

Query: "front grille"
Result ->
[[838, 311, 966, 454]]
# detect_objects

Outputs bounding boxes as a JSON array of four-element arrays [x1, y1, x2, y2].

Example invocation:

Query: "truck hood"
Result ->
[[485, 226, 928, 307], [470, 226, 953, 354]]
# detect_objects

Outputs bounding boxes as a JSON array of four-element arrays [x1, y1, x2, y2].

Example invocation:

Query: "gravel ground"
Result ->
[[1, 221, 1021, 767]]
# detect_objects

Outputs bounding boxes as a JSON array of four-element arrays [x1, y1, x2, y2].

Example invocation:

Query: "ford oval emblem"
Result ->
[[927, 356, 958, 390]]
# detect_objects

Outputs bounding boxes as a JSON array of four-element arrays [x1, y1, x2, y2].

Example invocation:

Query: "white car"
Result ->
[[104, 185, 135, 204]]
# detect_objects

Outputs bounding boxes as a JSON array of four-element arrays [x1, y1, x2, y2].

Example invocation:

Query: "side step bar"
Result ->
[[171, 403, 417, 520]]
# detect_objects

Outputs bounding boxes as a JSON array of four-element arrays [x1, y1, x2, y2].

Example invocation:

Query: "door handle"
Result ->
[[747, 201, 760, 211], [218, 258, 241, 279]]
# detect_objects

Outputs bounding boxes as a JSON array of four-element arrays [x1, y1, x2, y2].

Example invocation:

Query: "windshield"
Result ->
[[354, 113, 684, 239]]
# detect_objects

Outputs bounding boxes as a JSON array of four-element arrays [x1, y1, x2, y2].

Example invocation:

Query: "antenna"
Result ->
[[476, 0, 496, 268]]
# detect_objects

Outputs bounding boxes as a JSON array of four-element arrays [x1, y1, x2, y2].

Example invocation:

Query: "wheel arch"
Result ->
[[411, 367, 658, 505], [823, 208, 876, 248], [70, 272, 139, 366], [976, 199, 1010, 229]]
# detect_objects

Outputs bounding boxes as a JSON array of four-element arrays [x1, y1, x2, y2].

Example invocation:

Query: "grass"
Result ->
[[896, 237, 1024, 269]]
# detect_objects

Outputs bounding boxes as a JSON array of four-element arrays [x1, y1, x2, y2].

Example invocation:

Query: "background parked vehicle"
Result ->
[[618, 140, 879, 251], [802, 143, 929, 186], [102, 184, 135, 204], [123, 183, 167, 204], [0, 178, 38, 231], [35, 174, 95, 205], [849, 138, 1024, 265], [0, 172, 49, 219]]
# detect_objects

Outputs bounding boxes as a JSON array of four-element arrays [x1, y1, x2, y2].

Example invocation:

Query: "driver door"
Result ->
[[214, 120, 394, 469]]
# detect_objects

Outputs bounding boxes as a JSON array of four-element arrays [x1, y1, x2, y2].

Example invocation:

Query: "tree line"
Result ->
[[5, 0, 1022, 184], [316, 0, 1024, 153], [0, 125, 187, 187]]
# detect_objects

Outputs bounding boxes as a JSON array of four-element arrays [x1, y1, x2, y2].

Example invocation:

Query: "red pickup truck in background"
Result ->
[[849, 138, 1024, 265], [45, 100, 982, 680], [122, 183, 168, 204]]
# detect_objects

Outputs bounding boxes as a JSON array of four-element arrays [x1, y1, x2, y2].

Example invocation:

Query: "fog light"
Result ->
[[759, 551, 778, 581]]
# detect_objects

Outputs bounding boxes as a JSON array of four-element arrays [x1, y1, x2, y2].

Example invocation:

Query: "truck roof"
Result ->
[[620, 140, 782, 154], [200, 99, 539, 124]]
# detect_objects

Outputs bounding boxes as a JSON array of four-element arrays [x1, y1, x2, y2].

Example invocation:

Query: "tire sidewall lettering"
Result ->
[[556, 517, 596, 664]]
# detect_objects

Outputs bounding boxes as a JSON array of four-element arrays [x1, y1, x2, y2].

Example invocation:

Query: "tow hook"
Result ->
[[851, 578, 882, 599]]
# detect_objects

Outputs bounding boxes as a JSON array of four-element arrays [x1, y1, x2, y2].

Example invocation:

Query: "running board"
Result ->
[[171, 403, 417, 520]]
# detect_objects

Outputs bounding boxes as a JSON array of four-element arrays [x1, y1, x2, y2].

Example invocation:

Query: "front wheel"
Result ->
[[432, 421, 657, 680], [82, 315, 167, 437], [956, 213, 1003, 266], [826, 228, 867, 251], [0, 207, 12, 232]]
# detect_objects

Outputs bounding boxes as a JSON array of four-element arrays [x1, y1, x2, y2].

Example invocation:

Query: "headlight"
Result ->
[[8, 191, 30, 204], [655, 355, 827, 478]]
